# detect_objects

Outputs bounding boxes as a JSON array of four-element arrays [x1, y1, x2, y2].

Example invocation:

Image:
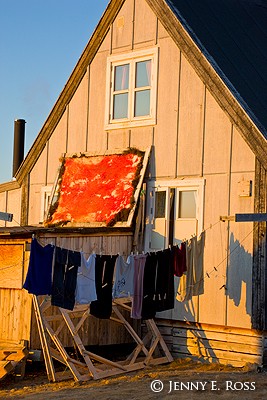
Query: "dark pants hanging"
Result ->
[[90, 255, 118, 319], [51, 247, 80, 311], [141, 252, 158, 320], [155, 249, 174, 312], [141, 249, 174, 319]]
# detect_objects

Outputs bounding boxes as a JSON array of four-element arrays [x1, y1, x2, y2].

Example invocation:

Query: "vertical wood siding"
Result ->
[[0, 241, 32, 342]]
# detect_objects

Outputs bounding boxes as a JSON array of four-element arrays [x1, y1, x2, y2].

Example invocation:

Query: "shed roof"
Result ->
[[166, 0, 267, 136]]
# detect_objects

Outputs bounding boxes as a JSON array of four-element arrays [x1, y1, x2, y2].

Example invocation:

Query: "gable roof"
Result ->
[[2, 0, 267, 191], [166, 0, 267, 137]]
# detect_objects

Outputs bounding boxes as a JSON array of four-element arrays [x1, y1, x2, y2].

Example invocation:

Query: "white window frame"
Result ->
[[105, 47, 158, 130], [40, 185, 52, 223], [145, 179, 205, 251]]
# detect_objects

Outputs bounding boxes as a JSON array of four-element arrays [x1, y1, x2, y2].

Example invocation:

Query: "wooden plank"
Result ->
[[59, 308, 98, 378], [203, 90, 232, 175], [84, 350, 128, 371], [146, 319, 173, 362], [156, 318, 262, 337], [5, 350, 28, 362], [235, 213, 267, 222], [252, 160, 266, 330], [0, 245, 24, 289], [45, 323, 83, 382], [171, 350, 255, 368], [172, 326, 262, 347], [0, 360, 15, 380], [172, 344, 262, 365], [173, 336, 261, 355], [32, 296, 56, 382], [0, 212, 13, 222], [133, 0, 157, 46], [0, 339, 28, 347]]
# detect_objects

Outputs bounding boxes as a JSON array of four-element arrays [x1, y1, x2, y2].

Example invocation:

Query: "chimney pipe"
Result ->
[[13, 119, 26, 177]]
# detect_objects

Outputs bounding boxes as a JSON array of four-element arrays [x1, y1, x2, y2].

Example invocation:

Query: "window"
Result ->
[[40, 186, 52, 223], [145, 179, 205, 251], [178, 190, 197, 218], [105, 48, 158, 129]]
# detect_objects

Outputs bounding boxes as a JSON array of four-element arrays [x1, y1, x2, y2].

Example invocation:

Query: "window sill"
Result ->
[[105, 117, 156, 131]]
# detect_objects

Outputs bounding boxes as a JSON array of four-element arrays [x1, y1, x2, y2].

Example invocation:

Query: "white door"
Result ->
[[173, 189, 198, 244]]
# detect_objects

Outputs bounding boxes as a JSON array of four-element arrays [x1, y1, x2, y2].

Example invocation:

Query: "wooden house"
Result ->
[[1, 0, 267, 369]]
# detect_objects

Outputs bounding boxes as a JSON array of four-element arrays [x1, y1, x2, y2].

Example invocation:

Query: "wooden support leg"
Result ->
[[32, 296, 56, 382]]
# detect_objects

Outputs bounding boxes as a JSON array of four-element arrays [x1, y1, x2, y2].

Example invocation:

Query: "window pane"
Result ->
[[113, 93, 128, 119], [134, 90, 150, 117], [178, 191, 197, 218], [136, 60, 151, 88], [155, 191, 166, 218], [114, 64, 129, 91]]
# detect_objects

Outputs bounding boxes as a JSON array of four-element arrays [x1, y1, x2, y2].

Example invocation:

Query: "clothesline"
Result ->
[[23, 238, 175, 320], [0, 218, 256, 304]]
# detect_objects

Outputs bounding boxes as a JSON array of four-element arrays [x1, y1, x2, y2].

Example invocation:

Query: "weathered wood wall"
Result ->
[[0, 240, 32, 343], [155, 319, 263, 367]]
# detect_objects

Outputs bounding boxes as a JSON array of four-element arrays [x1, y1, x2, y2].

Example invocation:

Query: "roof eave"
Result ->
[[0, 180, 20, 193]]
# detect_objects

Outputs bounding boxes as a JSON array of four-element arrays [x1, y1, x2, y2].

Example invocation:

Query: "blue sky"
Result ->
[[0, 0, 109, 183]]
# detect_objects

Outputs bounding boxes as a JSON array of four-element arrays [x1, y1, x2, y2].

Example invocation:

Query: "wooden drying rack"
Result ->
[[33, 295, 173, 382]]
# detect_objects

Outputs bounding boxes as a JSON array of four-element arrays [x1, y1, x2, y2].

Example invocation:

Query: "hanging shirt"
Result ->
[[75, 253, 97, 304], [176, 232, 205, 302], [172, 242, 187, 277], [23, 238, 54, 296], [51, 247, 81, 311], [112, 255, 135, 299]]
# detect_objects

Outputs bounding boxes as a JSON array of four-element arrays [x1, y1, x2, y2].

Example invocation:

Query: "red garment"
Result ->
[[172, 242, 187, 277]]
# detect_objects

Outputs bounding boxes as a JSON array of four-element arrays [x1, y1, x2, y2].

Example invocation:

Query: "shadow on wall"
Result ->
[[226, 232, 252, 316]]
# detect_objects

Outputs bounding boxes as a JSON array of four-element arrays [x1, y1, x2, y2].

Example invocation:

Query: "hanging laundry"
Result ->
[[171, 242, 187, 277], [141, 252, 158, 319], [90, 254, 118, 319], [112, 255, 135, 299], [155, 248, 175, 312], [23, 238, 54, 296], [75, 253, 97, 304], [131, 254, 147, 319], [176, 232, 205, 302], [51, 247, 81, 311]]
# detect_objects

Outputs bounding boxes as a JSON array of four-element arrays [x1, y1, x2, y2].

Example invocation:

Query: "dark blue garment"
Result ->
[[90, 254, 118, 319], [51, 247, 80, 311], [23, 238, 54, 295]]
